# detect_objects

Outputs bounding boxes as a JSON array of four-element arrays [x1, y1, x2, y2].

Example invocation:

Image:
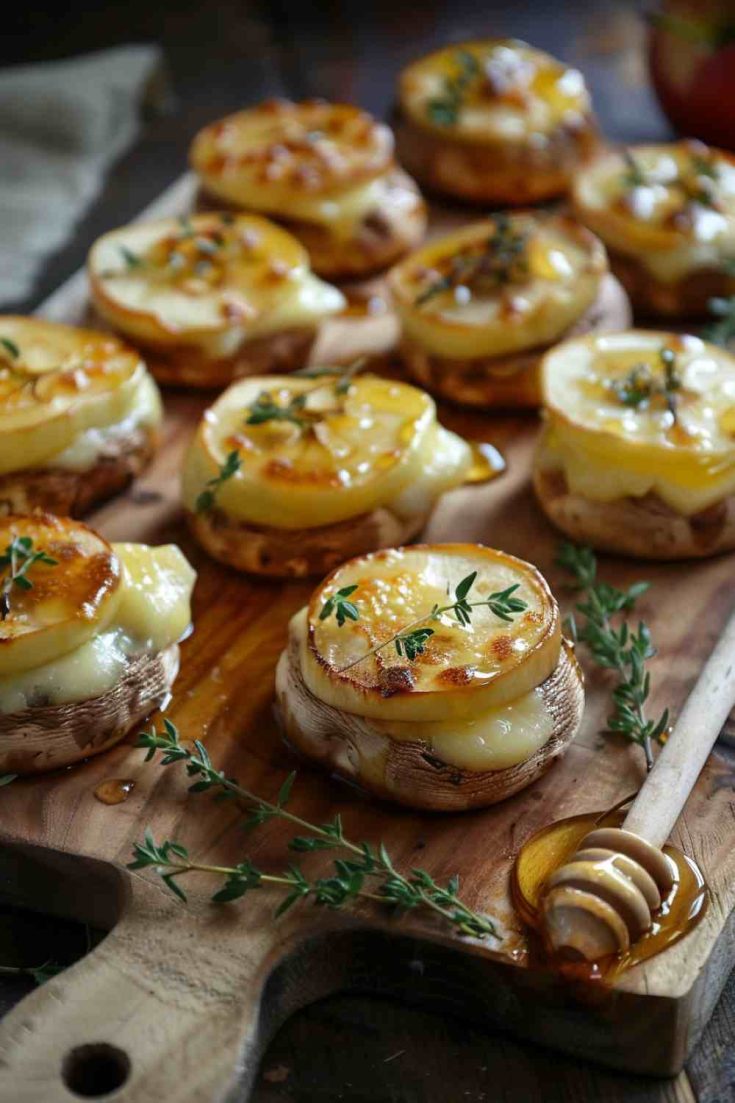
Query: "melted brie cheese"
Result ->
[[374, 686, 554, 770], [0, 542, 195, 714], [400, 39, 591, 142], [574, 142, 735, 282], [190, 100, 394, 233], [540, 331, 735, 515], [0, 316, 155, 476], [182, 374, 471, 529], [300, 544, 561, 722], [32, 372, 161, 473], [88, 213, 345, 358], [389, 215, 605, 359]]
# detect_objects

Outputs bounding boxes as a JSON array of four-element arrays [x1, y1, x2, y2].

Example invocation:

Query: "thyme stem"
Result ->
[[131, 721, 496, 939], [556, 543, 669, 771]]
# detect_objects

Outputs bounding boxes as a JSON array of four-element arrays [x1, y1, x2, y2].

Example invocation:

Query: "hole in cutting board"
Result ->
[[61, 1042, 131, 1098]]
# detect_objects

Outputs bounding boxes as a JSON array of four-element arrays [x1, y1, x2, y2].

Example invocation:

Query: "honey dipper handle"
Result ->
[[623, 608, 735, 849]]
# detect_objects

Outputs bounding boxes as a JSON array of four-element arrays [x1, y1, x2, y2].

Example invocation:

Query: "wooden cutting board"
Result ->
[[1, 176, 735, 1102]]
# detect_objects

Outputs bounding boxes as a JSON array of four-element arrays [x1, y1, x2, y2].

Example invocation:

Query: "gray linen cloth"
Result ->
[[0, 45, 166, 307]]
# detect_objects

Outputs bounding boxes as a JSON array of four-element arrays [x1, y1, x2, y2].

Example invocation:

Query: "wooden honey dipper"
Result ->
[[542, 608, 735, 962]]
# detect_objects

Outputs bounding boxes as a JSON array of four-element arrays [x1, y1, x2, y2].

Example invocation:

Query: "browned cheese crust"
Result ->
[[0, 424, 158, 517], [186, 503, 430, 579], [393, 108, 599, 205], [533, 464, 735, 560], [275, 636, 583, 811], [0, 644, 179, 775], [197, 168, 427, 280], [401, 272, 631, 410]]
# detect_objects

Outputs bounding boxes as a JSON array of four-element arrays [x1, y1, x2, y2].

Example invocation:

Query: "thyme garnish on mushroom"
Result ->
[[556, 543, 668, 771], [129, 720, 496, 939], [0, 537, 58, 621], [610, 346, 682, 423], [426, 48, 480, 127], [195, 362, 368, 515], [0, 337, 20, 362], [194, 450, 242, 515], [319, 571, 527, 674], [415, 214, 528, 307], [244, 360, 367, 430]]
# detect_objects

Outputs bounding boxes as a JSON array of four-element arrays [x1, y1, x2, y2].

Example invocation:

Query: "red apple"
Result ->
[[648, 0, 735, 149]]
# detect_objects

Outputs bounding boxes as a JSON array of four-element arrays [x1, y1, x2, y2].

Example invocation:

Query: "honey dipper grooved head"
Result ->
[[541, 828, 675, 961]]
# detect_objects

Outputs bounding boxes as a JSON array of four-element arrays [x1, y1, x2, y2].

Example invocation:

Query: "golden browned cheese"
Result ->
[[88, 212, 344, 359], [190, 99, 394, 213], [300, 544, 561, 722], [399, 39, 592, 141], [573, 141, 735, 285], [0, 316, 159, 476], [182, 374, 471, 530], [0, 514, 122, 675], [538, 330, 735, 518], [388, 213, 606, 361]]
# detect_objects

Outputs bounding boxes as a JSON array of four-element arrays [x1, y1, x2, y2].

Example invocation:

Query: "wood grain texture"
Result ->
[[3, 189, 735, 1101]]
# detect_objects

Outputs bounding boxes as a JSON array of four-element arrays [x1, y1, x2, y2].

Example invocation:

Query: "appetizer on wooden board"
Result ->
[[394, 38, 598, 205], [276, 543, 584, 810], [190, 99, 427, 279], [182, 372, 471, 577], [0, 514, 195, 774], [573, 140, 735, 317], [0, 317, 160, 516], [88, 212, 345, 389], [534, 330, 735, 558], [388, 212, 631, 409]]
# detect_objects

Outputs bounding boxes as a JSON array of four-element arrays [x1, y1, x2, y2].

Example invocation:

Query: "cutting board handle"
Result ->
[[0, 875, 291, 1103]]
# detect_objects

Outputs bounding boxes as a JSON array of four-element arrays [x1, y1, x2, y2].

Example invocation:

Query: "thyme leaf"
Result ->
[[0, 537, 58, 621], [320, 571, 527, 673], [426, 48, 480, 127], [556, 542, 668, 771], [610, 346, 682, 423], [415, 213, 528, 307], [0, 337, 20, 361], [195, 450, 242, 515], [130, 720, 496, 940]]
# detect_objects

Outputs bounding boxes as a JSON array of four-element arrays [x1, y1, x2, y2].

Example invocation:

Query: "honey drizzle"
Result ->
[[511, 809, 707, 981], [93, 778, 136, 806], [464, 441, 507, 484]]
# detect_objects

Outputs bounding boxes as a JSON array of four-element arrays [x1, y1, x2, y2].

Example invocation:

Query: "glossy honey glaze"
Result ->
[[464, 440, 507, 484], [511, 808, 707, 981], [93, 778, 136, 805]]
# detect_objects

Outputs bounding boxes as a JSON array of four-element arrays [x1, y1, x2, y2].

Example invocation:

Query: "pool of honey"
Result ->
[[511, 808, 707, 981]]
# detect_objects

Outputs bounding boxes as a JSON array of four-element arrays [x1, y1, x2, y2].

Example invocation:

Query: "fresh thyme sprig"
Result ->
[[556, 543, 669, 771], [0, 961, 65, 985], [318, 584, 359, 627], [415, 213, 528, 307], [129, 720, 496, 939], [0, 537, 58, 621], [622, 149, 646, 188], [426, 48, 480, 127], [245, 360, 367, 430], [194, 450, 242, 515], [320, 571, 527, 674], [610, 346, 682, 423]]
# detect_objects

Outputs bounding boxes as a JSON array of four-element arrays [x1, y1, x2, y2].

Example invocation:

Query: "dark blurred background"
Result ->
[[3, 3, 735, 1101]]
